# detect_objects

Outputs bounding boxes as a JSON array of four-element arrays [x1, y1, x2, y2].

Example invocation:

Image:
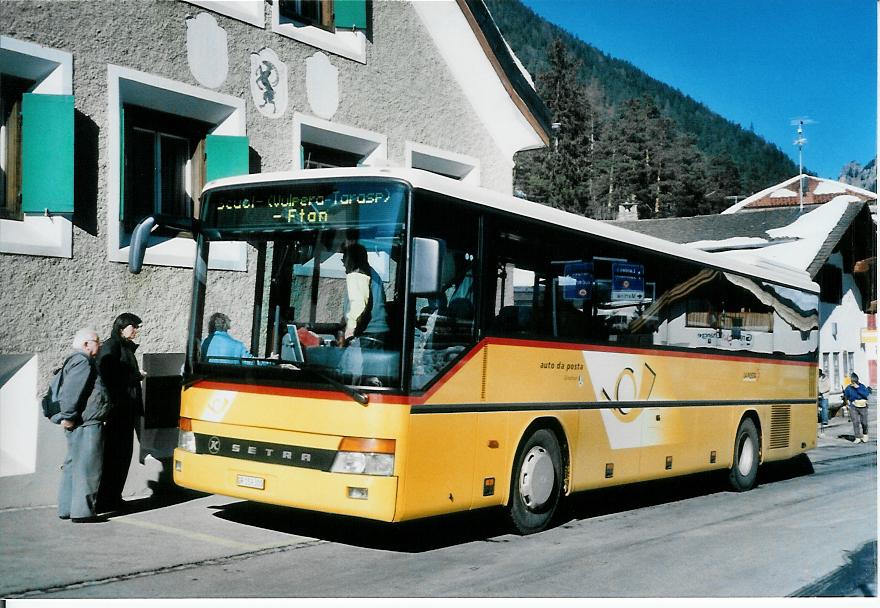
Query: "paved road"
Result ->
[[2, 420, 875, 600]]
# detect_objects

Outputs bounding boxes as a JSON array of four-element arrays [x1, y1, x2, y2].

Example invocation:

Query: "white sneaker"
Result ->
[[853, 437, 863, 444], [862, 435, 869, 443]]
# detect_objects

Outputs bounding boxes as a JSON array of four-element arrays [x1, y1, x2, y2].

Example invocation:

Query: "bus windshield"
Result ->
[[195, 179, 408, 390]]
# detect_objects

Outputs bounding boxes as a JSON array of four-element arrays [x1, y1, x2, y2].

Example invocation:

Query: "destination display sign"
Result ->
[[202, 180, 406, 233]]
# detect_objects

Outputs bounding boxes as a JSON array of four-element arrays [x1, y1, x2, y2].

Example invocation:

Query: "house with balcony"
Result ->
[[617, 175, 877, 395]]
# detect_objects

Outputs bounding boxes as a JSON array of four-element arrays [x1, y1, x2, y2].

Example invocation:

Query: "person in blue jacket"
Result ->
[[201, 313, 255, 364], [844, 372, 872, 444]]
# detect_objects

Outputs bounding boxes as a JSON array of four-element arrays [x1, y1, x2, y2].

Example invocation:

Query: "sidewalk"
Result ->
[[813, 394, 877, 461], [1, 402, 876, 599]]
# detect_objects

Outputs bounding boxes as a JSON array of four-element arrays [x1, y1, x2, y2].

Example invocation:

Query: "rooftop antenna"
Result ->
[[791, 117, 815, 212]]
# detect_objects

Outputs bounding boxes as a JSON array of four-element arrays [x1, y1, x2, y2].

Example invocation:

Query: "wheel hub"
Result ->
[[519, 446, 555, 509], [737, 434, 755, 476]]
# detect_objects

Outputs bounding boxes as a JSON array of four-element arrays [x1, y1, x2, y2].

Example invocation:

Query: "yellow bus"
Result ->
[[131, 168, 819, 534]]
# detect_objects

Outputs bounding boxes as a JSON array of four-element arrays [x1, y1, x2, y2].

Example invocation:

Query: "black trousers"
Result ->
[[97, 406, 139, 506]]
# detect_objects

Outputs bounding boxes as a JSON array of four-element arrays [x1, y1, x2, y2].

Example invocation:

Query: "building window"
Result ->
[[122, 106, 210, 230], [405, 142, 480, 185], [301, 142, 363, 169], [278, 0, 367, 31], [279, 0, 334, 31], [822, 352, 829, 377], [819, 264, 843, 304], [272, 0, 368, 63], [843, 351, 854, 380], [108, 65, 248, 270], [832, 352, 840, 387], [295, 113, 386, 171], [0, 75, 30, 220], [0, 36, 74, 258]]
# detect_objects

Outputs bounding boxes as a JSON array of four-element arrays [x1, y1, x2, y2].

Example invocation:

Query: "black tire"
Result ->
[[507, 428, 563, 535], [728, 417, 760, 491]]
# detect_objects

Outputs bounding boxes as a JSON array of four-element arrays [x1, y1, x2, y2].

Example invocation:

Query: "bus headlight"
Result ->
[[178, 417, 196, 453], [330, 437, 395, 476], [331, 452, 394, 476]]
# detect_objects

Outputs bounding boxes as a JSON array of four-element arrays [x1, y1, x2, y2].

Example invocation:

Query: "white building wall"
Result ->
[[818, 253, 869, 393]]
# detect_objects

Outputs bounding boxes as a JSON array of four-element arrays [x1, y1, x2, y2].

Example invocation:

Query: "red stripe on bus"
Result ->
[[189, 338, 814, 406], [191, 381, 352, 402]]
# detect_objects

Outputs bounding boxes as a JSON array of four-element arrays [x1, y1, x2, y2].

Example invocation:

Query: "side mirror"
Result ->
[[128, 216, 156, 274], [410, 237, 445, 296]]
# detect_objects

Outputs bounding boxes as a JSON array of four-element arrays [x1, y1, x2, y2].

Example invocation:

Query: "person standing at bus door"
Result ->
[[844, 372, 872, 443], [201, 312, 255, 364], [56, 328, 112, 522], [96, 313, 145, 513], [817, 369, 831, 437]]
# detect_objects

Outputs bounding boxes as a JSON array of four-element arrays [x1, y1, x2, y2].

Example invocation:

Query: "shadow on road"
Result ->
[[791, 540, 878, 597], [209, 500, 510, 552], [209, 454, 816, 552], [110, 486, 208, 517], [562, 453, 815, 525]]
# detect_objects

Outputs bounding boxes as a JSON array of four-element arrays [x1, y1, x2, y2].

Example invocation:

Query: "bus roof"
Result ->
[[202, 167, 819, 294]]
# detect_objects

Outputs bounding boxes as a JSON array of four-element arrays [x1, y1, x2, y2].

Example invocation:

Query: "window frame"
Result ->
[[182, 0, 266, 28], [107, 64, 247, 271], [405, 141, 481, 186], [0, 36, 73, 258], [122, 105, 212, 231], [294, 112, 387, 170], [271, 0, 367, 64]]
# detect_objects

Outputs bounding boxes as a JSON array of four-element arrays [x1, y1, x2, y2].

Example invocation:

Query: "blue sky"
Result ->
[[521, 0, 877, 180]]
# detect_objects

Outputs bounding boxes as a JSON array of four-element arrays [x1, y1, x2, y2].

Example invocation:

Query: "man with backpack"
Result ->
[[51, 328, 111, 522]]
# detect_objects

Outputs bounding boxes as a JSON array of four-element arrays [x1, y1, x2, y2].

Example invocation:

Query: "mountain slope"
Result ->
[[485, 0, 800, 194]]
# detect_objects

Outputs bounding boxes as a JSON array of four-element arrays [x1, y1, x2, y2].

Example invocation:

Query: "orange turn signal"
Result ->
[[338, 437, 396, 454], [179, 417, 192, 432]]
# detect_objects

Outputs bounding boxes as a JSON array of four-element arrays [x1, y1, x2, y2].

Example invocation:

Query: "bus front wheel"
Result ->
[[728, 417, 760, 491], [508, 428, 563, 535]]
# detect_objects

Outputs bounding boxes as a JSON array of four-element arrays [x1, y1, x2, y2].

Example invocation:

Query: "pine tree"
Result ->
[[515, 39, 597, 215]]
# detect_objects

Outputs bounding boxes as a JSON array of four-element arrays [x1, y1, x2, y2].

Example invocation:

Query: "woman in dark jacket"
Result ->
[[96, 312, 144, 512]]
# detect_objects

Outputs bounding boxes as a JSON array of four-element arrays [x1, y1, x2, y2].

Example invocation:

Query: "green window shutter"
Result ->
[[205, 134, 249, 183], [21, 94, 74, 214], [334, 0, 367, 30]]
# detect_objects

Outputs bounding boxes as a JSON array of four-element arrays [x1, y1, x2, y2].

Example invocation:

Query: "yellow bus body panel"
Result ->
[[173, 340, 815, 523]]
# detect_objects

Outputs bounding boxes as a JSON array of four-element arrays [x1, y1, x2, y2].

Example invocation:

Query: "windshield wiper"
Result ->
[[288, 362, 369, 406]]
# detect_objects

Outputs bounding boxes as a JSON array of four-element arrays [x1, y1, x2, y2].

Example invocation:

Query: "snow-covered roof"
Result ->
[[719, 196, 854, 271], [721, 174, 876, 214], [813, 181, 848, 195]]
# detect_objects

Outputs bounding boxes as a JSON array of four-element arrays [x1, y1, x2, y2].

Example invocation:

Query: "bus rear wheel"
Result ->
[[728, 417, 760, 491], [508, 428, 563, 535]]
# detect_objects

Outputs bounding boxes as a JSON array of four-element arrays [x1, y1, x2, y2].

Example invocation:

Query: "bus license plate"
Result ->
[[236, 474, 265, 490]]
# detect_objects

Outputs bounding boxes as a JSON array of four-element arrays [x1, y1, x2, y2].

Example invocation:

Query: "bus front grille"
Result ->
[[769, 405, 791, 449]]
